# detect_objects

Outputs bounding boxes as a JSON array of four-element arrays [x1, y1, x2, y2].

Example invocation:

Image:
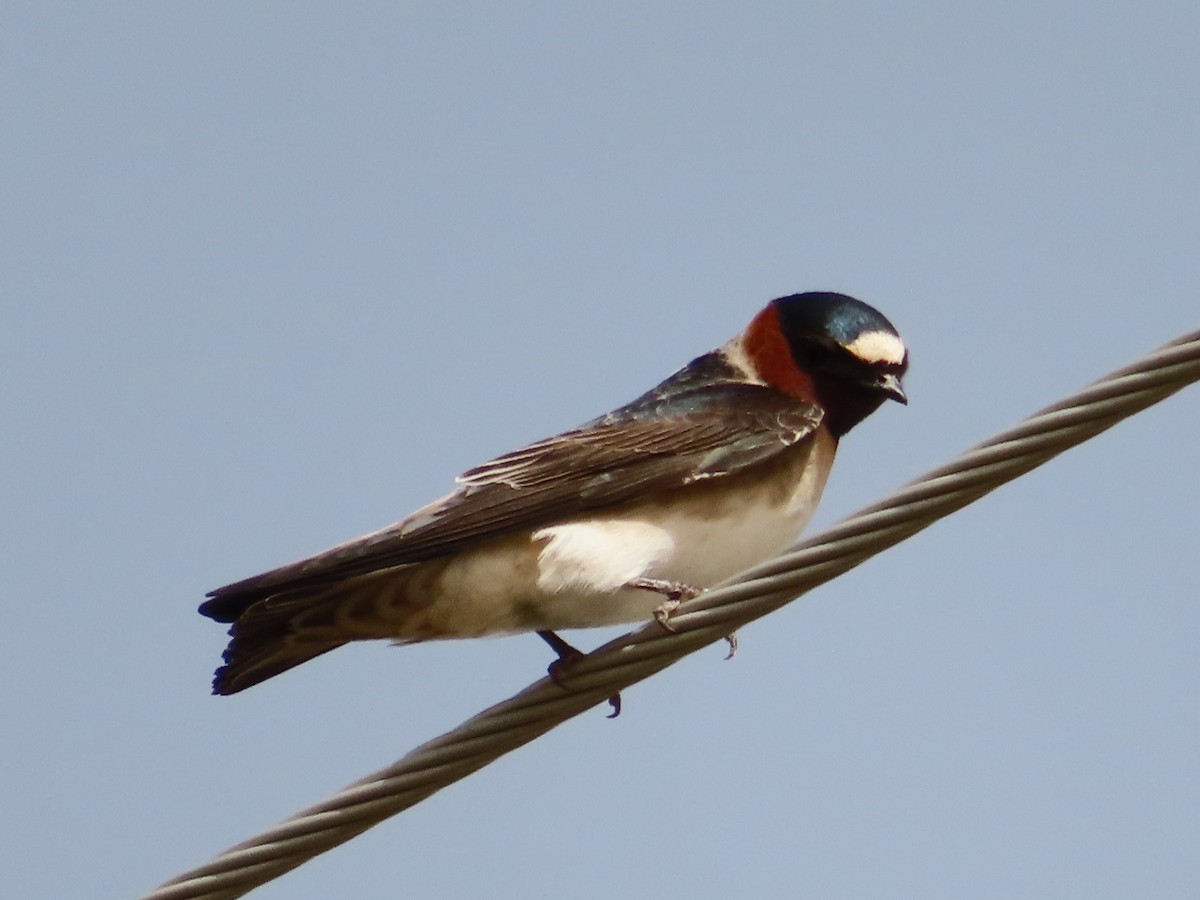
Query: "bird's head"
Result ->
[[740, 291, 908, 437]]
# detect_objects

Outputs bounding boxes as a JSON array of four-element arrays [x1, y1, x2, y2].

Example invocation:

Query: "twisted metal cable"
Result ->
[[146, 329, 1200, 900]]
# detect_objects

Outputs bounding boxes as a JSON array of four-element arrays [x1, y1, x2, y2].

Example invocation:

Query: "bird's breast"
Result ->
[[602, 426, 837, 589]]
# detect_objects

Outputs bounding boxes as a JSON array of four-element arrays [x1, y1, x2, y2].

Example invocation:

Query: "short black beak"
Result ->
[[877, 373, 907, 405]]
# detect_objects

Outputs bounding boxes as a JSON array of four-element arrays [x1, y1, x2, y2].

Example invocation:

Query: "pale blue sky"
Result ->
[[3, 4, 1198, 898]]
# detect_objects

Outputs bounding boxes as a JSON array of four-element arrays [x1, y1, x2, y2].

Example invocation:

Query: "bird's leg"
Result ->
[[625, 577, 699, 633], [537, 629, 582, 673], [536, 630, 621, 718], [627, 577, 699, 602]]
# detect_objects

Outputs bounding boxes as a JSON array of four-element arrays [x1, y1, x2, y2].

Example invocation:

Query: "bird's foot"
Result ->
[[627, 577, 700, 634], [536, 630, 621, 718], [538, 629, 583, 683]]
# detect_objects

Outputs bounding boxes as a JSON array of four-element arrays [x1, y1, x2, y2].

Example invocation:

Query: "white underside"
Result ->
[[383, 430, 837, 638]]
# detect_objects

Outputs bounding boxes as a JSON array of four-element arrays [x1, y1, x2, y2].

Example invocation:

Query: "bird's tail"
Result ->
[[205, 592, 349, 695], [200, 564, 431, 694]]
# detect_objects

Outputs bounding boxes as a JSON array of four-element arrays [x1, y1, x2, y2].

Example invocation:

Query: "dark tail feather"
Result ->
[[211, 632, 345, 695], [204, 590, 348, 695], [201, 565, 421, 693]]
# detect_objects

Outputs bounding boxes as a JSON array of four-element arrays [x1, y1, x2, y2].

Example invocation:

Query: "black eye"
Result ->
[[792, 337, 839, 370]]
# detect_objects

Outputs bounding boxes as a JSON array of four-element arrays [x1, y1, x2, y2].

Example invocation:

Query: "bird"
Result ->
[[200, 291, 908, 706]]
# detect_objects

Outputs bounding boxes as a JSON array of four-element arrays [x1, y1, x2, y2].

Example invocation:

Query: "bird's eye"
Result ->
[[795, 338, 839, 369]]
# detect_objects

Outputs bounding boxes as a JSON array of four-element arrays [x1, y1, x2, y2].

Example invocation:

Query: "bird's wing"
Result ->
[[200, 384, 821, 620]]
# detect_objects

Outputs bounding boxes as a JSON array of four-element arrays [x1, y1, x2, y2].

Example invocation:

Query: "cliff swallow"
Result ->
[[200, 291, 908, 708]]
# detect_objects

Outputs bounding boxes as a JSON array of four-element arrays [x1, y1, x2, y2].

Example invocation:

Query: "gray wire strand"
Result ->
[[145, 329, 1200, 900]]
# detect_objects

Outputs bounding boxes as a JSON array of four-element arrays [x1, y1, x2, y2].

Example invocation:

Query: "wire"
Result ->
[[145, 328, 1200, 899]]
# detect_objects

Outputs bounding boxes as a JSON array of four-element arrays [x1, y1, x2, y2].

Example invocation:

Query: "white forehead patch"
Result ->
[[845, 330, 907, 365]]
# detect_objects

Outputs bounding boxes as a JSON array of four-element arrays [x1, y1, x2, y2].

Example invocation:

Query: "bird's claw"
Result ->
[[545, 652, 581, 687], [604, 693, 621, 718], [723, 632, 738, 660], [653, 599, 681, 632]]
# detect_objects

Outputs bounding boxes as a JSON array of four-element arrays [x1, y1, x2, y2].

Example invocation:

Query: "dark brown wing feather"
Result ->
[[200, 383, 821, 622]]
